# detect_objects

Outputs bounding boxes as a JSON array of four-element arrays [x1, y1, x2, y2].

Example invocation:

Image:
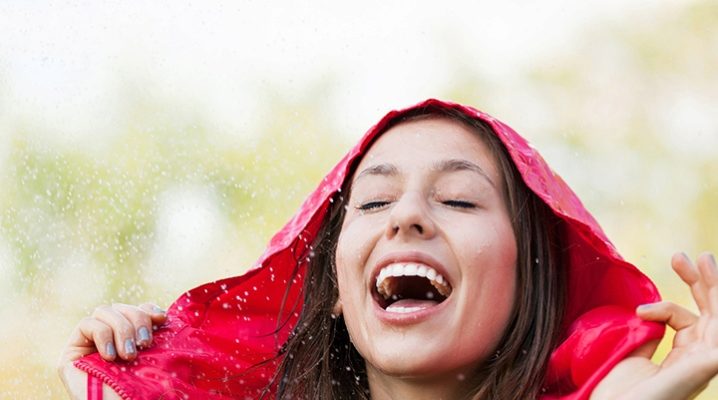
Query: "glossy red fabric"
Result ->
[[75, 99, 665, 399]]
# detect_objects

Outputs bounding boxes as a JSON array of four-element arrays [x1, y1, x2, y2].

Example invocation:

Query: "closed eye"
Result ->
[[442, 200, 476, 209], [357, 201, 391, 211]]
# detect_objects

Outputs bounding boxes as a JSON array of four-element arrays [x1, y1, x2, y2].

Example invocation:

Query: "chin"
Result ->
[[361, 337, 489, 380]]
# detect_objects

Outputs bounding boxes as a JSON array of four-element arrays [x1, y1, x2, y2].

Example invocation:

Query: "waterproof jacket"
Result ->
[[75, 99, 665, 399]]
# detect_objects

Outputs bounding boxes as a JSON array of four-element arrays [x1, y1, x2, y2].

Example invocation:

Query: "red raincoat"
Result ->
[[75, 99, 665, 399]]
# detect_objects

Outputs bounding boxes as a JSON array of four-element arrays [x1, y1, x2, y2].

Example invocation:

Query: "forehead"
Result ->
[[357, 117, 499, 176]]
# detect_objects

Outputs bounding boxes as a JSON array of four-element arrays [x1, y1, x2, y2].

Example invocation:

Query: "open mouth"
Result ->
[[374, 263, 452, 313]]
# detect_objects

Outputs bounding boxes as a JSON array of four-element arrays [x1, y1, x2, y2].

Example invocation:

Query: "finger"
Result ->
[[113, 303, 154, 348], [60, 317, 117, 365], [671, 252, 709, 314], [92, 305, 138, 360], [637, 301, 699, 331], [697, 252, 718, 315], [138, 302, 168, 324], [77, 317, 118, 361]]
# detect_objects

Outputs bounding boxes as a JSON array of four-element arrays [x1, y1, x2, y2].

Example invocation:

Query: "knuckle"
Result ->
[[92, 304, 112, 316], [95, 331, 114, 345], [123, 307, 150, 326], [85, 321, 111, 338], [135, 310, 152, 323], [95, 322, 113, 335], [117, 322, 135, 338], [139, 303, 158, 315], [111, 302, 131, 310], [118, 303, 142, 316]]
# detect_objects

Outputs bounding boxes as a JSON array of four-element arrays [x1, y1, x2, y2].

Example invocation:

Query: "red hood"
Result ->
[[75, 99, 664, 399]]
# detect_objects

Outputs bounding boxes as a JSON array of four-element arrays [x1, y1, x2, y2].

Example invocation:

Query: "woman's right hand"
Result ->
[[59, 302, 168, 366]]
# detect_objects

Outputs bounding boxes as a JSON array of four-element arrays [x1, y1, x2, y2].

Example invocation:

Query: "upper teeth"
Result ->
[[375, 262, 451, 298]]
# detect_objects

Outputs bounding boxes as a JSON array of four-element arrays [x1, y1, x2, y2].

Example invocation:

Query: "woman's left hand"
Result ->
[[591, 252, 718, 400]]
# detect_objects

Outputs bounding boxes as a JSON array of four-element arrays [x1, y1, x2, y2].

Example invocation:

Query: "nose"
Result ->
[[386, 191, 436, 240]]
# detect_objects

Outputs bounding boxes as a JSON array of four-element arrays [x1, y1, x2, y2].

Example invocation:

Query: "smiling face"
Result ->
[[335, 117, 518, 383]]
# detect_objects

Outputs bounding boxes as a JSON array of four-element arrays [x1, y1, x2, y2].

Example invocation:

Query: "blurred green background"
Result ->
[[0, 1, 716, 398]]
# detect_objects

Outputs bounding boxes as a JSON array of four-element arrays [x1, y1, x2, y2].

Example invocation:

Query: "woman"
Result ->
[[60, 99, 718, 399]]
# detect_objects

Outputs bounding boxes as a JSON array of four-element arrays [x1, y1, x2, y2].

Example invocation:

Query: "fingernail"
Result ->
[[138, 326, 151, 343], [124, 338, 136, 355], [637, 303, 655, 312], [153, 305, 166, 314], [106, 342, 117, 358]]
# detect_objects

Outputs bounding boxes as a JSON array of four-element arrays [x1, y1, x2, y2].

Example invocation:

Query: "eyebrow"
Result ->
[[433, 159, 496, 188], [353, 159, 495, 188], [354, 163, 399, 183]]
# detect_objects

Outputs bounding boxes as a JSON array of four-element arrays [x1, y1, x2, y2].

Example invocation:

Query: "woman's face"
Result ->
[[335, 117, 517, 381]]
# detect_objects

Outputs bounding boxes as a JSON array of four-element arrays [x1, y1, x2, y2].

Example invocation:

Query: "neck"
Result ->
[[366, 364, 478, 400]]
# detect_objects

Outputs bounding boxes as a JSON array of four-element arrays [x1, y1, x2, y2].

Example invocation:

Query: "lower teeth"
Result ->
[[386, 305, 424, 313]]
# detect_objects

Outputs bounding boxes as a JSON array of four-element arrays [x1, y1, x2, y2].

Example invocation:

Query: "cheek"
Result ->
[[482, 220, 518, 315], [334, 224, 371, 302], [334, 232, 356, 296], [461, 217, 518, 306], [335, 217, 382, 274], [334, 230, 371, 352], [458, 215, 517, 262], [488, 220, 517, 265]]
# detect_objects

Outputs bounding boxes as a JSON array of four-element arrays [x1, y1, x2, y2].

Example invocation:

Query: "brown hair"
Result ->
[[271, 106, 566, 399]]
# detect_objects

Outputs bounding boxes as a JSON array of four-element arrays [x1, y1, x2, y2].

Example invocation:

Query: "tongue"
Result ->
[[385, 299, 439, 312]]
